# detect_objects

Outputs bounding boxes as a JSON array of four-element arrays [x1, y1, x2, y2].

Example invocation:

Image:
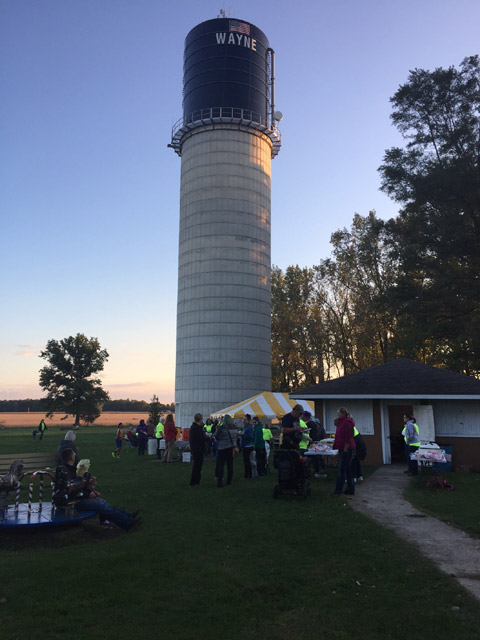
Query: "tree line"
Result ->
[[0, 398, 175, 413], [272, 56, 480, 390]]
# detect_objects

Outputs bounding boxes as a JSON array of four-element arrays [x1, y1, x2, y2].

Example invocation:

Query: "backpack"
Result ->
[[354, 433, 367, 461]]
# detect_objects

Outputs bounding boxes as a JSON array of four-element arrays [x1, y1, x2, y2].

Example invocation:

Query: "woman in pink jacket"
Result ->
[[162, 414, 177, 463], [332, 407, 356, 496]]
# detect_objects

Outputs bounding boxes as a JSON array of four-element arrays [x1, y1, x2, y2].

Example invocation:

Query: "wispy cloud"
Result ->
[[105, 381, 173, 402], [107, 382, 153, 389], [15, 344, 41, 357]]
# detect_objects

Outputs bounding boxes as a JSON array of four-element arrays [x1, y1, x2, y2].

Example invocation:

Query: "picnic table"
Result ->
[[303, 441, 339, 477], [410, 445, 449, 488]]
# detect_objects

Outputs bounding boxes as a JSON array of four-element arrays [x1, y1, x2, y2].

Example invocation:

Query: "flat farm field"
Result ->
[[0, 411, 150, 428]]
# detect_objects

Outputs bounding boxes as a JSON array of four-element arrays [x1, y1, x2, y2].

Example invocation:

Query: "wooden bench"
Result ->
[[0, 452, 57, 476]]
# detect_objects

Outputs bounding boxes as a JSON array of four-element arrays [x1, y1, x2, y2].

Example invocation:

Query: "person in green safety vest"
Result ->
[[155, 417, 165, 460], [262, 424, 273, 467], [252, 416, 266, 476], [204, 418, 214, 456], [38, 419, 47, 440], [298, 418, 312, 453], [402, 414, 420, 476]]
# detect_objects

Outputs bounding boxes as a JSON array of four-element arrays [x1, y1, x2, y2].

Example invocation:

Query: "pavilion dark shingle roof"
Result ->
[[291, 358, 480, 397]]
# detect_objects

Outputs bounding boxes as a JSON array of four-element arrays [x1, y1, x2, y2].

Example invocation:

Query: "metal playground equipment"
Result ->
[[0, 464, 95, 530]]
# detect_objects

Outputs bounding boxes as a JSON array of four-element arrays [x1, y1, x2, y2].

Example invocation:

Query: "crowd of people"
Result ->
[[41, 398, 427, 540], [49, 403, 377, 531], [186, 412, 275, 488], [121, 405, 369, 495]]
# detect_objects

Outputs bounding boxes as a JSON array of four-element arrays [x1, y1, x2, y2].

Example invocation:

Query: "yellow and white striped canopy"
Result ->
[[210, 392, 314, 420]]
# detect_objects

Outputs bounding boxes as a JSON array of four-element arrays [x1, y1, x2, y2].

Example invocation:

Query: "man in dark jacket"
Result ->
[[281, 404, 307, 449], [189, 413, 207, 487]]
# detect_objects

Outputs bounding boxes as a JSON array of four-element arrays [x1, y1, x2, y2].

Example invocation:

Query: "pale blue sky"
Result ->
[[2, 0, 479, 401]]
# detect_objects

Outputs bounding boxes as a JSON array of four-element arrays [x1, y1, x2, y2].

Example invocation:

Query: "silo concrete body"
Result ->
[[170, 18, 280, 427]]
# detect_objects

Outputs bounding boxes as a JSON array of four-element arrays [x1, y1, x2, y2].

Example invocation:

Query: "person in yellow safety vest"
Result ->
[[298, 418, 312, 452], [155, 417, 165, 460], [262, 424, 273, 466], [402, 413, 420, 476], [205, 418, 213, 456]]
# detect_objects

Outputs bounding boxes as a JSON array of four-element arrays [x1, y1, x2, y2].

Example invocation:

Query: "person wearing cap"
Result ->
[[281, 404, 307, 449]]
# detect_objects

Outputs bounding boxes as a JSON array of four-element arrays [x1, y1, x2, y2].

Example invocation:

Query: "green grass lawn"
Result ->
[[405, 470, 480, 537], [2, 427, 480, 640]]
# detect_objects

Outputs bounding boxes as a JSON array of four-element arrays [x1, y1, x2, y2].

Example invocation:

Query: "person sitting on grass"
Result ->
[[53, 448, 141, 532]]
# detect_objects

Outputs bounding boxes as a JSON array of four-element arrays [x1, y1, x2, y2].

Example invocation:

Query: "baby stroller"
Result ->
[[273, 445, 311, 499]]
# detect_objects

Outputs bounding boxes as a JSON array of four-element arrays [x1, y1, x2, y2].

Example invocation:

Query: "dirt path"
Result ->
[[350, 465, 480, 601]]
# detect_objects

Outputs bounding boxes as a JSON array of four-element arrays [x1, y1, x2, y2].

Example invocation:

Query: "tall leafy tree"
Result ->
[[379, 55, 480, 374], [149, 394, 162, 425], [317, 212, 399, 372], [271, 215, 398, 387], [39, 334, 110, 425], [271, 265, 328, 390]]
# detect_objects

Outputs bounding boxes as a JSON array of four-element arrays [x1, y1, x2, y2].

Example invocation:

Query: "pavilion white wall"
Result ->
[[324, 400, 375, 436]]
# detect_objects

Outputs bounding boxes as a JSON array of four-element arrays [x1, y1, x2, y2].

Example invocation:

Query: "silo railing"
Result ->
[[169, 107, 281, 158]]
